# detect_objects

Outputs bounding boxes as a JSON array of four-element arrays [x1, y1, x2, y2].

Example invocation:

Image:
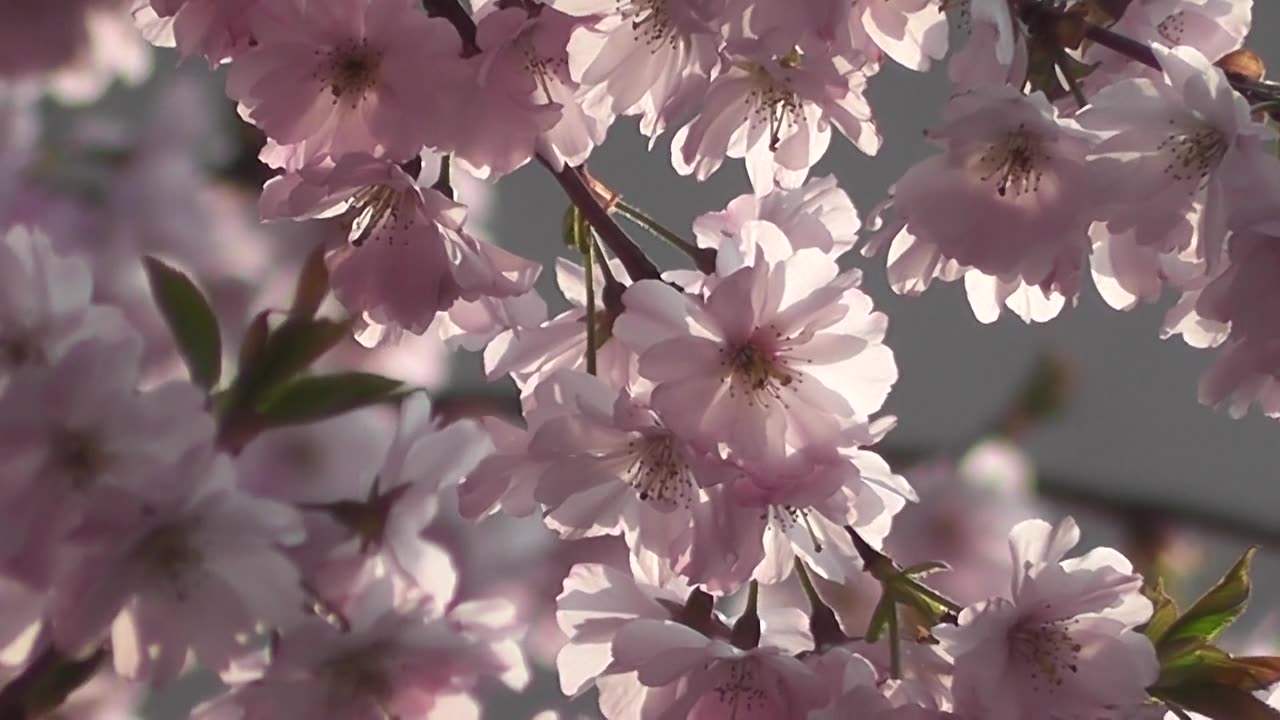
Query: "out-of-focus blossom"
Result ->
[[196, 577, 526, 720], [47, 449, 306, 684]]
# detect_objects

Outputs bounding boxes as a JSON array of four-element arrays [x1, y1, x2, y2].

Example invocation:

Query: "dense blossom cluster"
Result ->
[[0, 0, 1278, 718]]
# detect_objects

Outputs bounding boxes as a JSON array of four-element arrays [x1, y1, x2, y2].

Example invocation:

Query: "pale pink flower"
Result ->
[[1198, 337, 1280, 419], [225, 0, 467, 167], [450, 6, 610, 179], [457, 367, 621, 520], [550, 0, 725, 139], [693, 176, 861, 263], [673, 49, 880, 195], [0, 224, 130, 381], [267, 393, 491, 612], [47, 449, 306, 684], [807, 647, 958, 719], [132, 0, 259, 65], [484, 258, 636, 394], [0, 333, 215, 586], [438, 291, 548, 354], [1078, 45, 1280, 278], [846, 0, 949, 71], [934, 517, 1158, 720], [556, 556, 829, 718], [680, 429, 912, 593], [528, 369, 730, 563], [873, 87, 1094, 322], [196, 577, 524, 720], [260, 153, 539, 345], [947, 0, 1026, 88], [616, 244, 897, 462], [1085, 0, 1251, 85]]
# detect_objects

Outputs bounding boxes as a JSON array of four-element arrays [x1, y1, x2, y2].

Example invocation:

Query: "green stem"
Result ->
[[1058, 53, 1089, 109], [612, 200, 718, 275], [886, 603, 903, 680], [795, 559, 846, 648], [584, 234, 598, 376]]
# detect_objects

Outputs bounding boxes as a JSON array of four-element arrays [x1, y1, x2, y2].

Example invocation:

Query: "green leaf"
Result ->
[[254, 372, 406, 427], [1154, 684, 1280, 720], [1142, 578, 1180, 647], [1163, 547, 1256, 648], [143, 256, 222, 391], [290, 243, 330, 320], [1159, 646, 1280, 693], [235, 316, 354, 403], [865, 595, 895, 643]]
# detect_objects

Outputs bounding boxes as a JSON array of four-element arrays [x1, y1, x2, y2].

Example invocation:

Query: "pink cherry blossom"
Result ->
[[947, 0, 1026, 89], [807, 646, 958, 719], [196, 577, 524, 720], [1086, 0, 1251, 85], [260, 393, 491, 613], [556, 556, 829, 718], [0, 332, 214, 586], [551, 0, 725, 139], [616, 243, 897, 463], [47, 448, 306, 684], [846, 0, 949, 72], [260, 153, 539, 345], [528, 369, 729, 564], [934, 517, 1158, 720], [693, 176, 861, 263], [225, 0, 468, 167], [133, 0, 260, 65], [1078, 45, 1280, 279], [484, 258, 636, 394], [679, 428, 912, 593], [449, 6, 610, 179], [0, 224, 132, 381], [871, 86, 1095, 322], [673, 48, 880, 195]]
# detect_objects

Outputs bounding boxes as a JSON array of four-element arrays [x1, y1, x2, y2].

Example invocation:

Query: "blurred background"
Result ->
[[2, 1, 1278, 717]]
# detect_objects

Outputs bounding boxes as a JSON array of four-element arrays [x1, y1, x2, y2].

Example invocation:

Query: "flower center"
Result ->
[[701, 658, 772, 718], [323, 41, 383, 105], [623, 0, 677, 47], [51, 429, 110, 489], [1156, 10, 1186, 44], [346, 184, 408, 248], [0, 333, 41, 371], [325, 645, 393, 706], [137, 523, 202, 599], [1158, 123, 1228, 185], [721, 343, 796, 406], [747, 62, 805, 152], [1011, 618, 1083, 691], [974, 127, 1045, 198], [766, 505, 824, 551], [622, 433, 694, 510]]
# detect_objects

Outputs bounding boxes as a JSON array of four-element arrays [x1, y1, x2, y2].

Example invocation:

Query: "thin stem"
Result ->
[[795, 558, 846, 648], [886, 603, 903, 680], [431, 154, 453, 200], [420, 0, 479, 56], [612, 200, 718, 275], [584, 233, 598, 376], [1058, 53, 1089, 109], [538, 156, 663, 282], [731, 580, 762, 650]]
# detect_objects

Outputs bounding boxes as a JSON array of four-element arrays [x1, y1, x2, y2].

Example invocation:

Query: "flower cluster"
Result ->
[[0, 0, 1277, 717]]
